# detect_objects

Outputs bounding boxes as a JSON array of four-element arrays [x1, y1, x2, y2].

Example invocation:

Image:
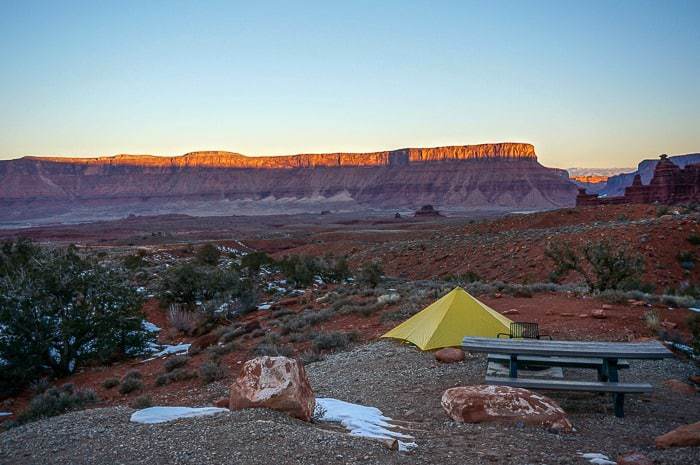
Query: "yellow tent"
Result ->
[[380, 287, 512, 350]]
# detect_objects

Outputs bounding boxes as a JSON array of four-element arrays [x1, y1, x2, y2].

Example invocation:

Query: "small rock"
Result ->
[[591, 309, 607, 319], [617, 451, 653, 465], [660, 320, 677, 330], [501, 309, 520, 315], [560, 312, 575, 317], [435, 348, 466, 364], [578, 313, 589, 318], [655, 421, 700, 448], [689, 375, 700, 385], [601, 304, 613, 310]]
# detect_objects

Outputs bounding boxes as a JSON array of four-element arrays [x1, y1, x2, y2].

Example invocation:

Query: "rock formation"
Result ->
[[0, 143, 578, 224], [577, 155, 700, 207]]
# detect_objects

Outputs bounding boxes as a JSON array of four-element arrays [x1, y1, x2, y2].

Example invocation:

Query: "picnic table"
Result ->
[[461, 336, 674, 417]]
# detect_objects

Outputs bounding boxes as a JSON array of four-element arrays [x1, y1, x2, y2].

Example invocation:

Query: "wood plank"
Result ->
[[462, 337, 672, 359], [484, 376, 653, 393], [487, 353, 630, 369]]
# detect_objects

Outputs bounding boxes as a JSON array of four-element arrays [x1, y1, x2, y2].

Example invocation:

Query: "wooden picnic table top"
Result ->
[[462, 336, 673, 359]]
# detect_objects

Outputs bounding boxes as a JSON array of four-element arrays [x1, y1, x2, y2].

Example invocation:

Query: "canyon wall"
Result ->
[[0, 143, 577, 225]]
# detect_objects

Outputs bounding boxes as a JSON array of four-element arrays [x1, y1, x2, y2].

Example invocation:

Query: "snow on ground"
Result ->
[[130, 407, 229, 424], [142, 321, 161, 333], [314, 398, 417, 452], [580, 452, 616, 465], [144, 343, 191, 360], [0, 412, 11, 417]]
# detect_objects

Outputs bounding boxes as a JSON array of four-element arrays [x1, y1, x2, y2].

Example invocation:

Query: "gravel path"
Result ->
[[1, 341, 699, 465]]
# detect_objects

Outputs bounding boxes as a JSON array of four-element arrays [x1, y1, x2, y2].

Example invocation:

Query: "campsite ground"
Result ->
[[0, 204, 699, 464], [1, 341, 698, 465]]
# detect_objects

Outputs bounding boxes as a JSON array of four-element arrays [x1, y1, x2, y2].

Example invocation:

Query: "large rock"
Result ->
[[229, 356, 315, 421], [435, 348, 466, 363], [441, 385, 573, 432], [655, 421, 700, 448]]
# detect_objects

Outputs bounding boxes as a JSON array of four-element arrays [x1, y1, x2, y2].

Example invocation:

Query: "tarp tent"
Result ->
[[381, 287, 512, 350]]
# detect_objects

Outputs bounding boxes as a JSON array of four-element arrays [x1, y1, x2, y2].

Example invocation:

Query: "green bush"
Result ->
[[312, 331, 358, 352], [13, 384, 97, 426], [253, 342, 294, 357], [688, 314, 700, 355], [0, 239, 153, 396], [241, 251, 271, 275], [119, 377, 143, 395], [198, 361, 226, 383], [164, 355, 190, 372], [687, 234, 700, 246], [123, 250, 147, 270], [357, 261, 383, 288], [545, 240, 644, 292], [155, 368, 198, 386], [158, 263, 243, 306], [101, 378, 120, 389], [131, 394, 153, 409], [677, 251, 696, 270], [196, 243, 221, 265]]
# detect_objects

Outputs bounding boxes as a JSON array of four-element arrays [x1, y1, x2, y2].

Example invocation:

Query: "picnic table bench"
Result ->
[[462, 337, 674, 417]]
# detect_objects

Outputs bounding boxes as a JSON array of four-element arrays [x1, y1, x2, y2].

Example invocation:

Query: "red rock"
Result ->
[[591, 309, 607, 319], [560, 312, 575, 317], [441, 385, 573, 432], [229, 356, 315, 421], [689, 375, 700, 385], [660, 320, 677, 330], [617, 452, 653, 465], [664, 379, 697, 395], [578, 313, 589, 318], [214, 397, 230, 408], [501, 309, 520, 315], [435, 348, 466, 363], [655, 421, 700, 448], [601, 304, 613, 310]]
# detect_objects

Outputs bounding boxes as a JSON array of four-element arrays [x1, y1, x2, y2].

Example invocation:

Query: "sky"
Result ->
[[0, 0, 698, 168]]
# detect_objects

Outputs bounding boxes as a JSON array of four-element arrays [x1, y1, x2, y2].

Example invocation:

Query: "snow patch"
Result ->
[[0, 412, 11, 417], [314, 398, 416, 452], [145, 343, 191, 360], [130, 406, 229, 424], [142, 321, 161, 333], [580, 452, 616, 465]]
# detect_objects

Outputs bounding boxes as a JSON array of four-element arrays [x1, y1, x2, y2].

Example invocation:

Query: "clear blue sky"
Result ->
[[1, 0, 698, 168]]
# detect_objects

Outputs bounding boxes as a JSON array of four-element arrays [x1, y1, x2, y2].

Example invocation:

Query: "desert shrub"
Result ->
[[445, 271, 482, 283], [207, 342, 236, 358], [312, 331, 358, 352], [356, 261, 383, 288], [241, 251, 271, 275], [277, 255, 318, 287], [155, 368, 197, 386], [123, 251, 147, 270], [300, 350, 324, 365], [317, 255, 351, 283], [122, 369, 143, 381], [119, 377, 143, 395], [198, 361, 226, 383], [677, 251, 696, 270], [12, 384, 97, 426], [253, 342, 294, 357], [29, 378, 50, 395], [687, 234, 700, 246], [656, 205, 670, 217], [158, 262, 244, 306], [0, 239, 153, 396], [196, 243, 221, 265], [282, 310, 334, 333], [131, 394, 153, 409], [102, 378, 120, 390], [644, 309, 661, 334], [163, 355, 189, 372], [545, 240, 644, 293]]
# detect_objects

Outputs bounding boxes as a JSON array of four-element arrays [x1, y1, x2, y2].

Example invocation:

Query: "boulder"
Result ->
[[435, 348, 466, 364], [655, 421, 700, 448], [617, 452, 653, 465], [664, 379, 697, 396], [229, 356, 315, 421], [441, 385, 573, 432]]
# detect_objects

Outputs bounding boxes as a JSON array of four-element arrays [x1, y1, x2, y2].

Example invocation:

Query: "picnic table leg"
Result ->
[[509, 354, 518, 378], [604, 358, 624, 418]]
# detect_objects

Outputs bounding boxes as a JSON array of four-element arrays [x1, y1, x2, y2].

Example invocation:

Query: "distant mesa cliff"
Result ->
[[599, 153, 700, 197], [0, 143, 577, 224]]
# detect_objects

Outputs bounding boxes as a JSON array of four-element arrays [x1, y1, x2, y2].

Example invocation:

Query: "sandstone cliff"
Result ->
[[0, 143, 577, 224]]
